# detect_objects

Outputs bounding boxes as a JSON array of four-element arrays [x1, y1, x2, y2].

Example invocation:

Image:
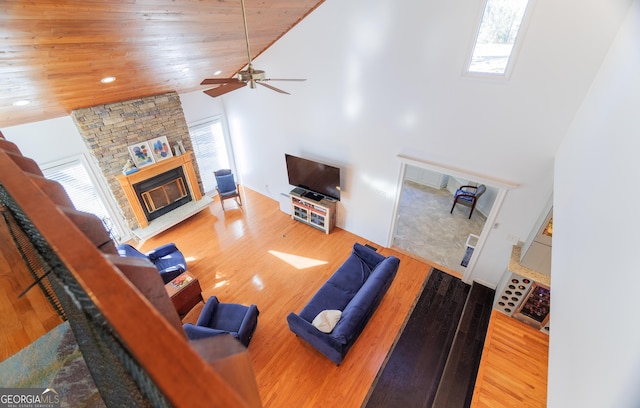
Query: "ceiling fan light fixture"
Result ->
[[12, 99, 30, 107], [214, 70, 222, 76], [180, 67, 190, 73], [100, 76, 116, 84], [199, 0, 306, 98], [238, 69, 265, 82]]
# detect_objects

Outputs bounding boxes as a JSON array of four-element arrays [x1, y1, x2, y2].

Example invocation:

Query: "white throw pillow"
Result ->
[[312, 310, 342, 333]]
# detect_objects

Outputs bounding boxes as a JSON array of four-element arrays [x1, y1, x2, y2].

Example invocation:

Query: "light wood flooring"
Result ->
[[0, 207, 63, 361], [471, 311, 549, 408], [0, 188, 548, 407]]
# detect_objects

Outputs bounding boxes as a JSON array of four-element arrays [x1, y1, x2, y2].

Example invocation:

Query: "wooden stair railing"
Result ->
[[0, 134, 261, 407]]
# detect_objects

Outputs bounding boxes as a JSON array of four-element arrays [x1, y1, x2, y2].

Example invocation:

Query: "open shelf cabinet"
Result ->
[[290, 191, 336, 234]]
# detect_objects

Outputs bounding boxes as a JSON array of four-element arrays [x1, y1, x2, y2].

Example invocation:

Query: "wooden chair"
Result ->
[[450, 184, 486, 219]]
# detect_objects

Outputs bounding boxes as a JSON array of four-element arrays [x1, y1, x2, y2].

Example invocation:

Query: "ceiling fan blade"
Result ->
[[201, 78, 242, 85], [257, 81, 290, 95], [203, 81, 247, 97], [201, 0, 306, 96], [262, 78, 307, 82]]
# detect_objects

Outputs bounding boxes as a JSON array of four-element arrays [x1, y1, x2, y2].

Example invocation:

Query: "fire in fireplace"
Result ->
[[133, 167, 192, 222]]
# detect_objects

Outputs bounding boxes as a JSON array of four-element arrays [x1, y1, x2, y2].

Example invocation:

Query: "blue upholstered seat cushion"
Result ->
[[203, 303, 250, 332], [327, 253, 373, 293], [455, 188, 475, 201], [186, 297, 259, 347], [216, 173, 236, 194], [331, 258, 399, 344], [298, 249, 374, 322]]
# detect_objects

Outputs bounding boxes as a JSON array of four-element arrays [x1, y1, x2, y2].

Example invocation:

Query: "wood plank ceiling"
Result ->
[[0, 0, 324, 128]]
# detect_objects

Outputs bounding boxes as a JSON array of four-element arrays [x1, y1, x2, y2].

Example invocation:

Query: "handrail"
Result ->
[[0, 144, 258, 407]]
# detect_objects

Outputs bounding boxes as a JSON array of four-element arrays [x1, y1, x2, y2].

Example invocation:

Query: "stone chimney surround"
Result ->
[[71, 92, 204, 231]]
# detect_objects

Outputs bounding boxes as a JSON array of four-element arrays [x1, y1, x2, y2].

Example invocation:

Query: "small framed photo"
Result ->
[[128, 142, 156, 168], [148, 136, 173, 162]]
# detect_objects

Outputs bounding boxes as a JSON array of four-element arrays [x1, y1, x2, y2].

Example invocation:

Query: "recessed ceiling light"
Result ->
[[12, 100, 30, 107], [181, 67, 190, 73], [214, 70, 222, 76], [100, 76, 116, 84]]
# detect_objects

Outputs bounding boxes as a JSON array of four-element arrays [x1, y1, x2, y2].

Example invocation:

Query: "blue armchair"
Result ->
[[183, 296, 259, 347], [214, 169, 242, 210], [117, 243, 187, 284]]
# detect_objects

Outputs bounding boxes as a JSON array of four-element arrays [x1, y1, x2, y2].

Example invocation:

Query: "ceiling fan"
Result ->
[[200, 0, 306, 98]]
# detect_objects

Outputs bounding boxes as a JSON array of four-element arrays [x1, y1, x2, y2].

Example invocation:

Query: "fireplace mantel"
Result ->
[[116, 152, 202, 228]]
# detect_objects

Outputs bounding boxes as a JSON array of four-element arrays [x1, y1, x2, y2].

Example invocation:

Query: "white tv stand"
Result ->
[[289, 188, 336, 234]]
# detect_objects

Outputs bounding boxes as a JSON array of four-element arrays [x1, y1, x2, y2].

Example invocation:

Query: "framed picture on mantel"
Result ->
[[128, 142, 156, 168], [149, 136, 173, 162]]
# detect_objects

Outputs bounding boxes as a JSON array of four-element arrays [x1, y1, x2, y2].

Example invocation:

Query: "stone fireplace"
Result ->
[[71, 92, 207, 234], [116, 154, 202, 229]]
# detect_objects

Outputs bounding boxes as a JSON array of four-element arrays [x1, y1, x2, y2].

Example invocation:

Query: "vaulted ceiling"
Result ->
[[0, 0, 324, 128]]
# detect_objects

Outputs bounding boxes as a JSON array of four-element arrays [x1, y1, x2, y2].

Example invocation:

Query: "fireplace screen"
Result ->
[[141, 177, 188, 213], [133, 167, 192, 222]]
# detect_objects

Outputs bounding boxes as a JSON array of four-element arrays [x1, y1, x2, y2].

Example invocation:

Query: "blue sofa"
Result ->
[[286, 243, 400, 364]]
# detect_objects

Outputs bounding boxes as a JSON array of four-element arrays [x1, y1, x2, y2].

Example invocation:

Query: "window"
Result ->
[[43, 155, 123, 243], [468, 0, 531, 75], [188, 117, 233, 194]]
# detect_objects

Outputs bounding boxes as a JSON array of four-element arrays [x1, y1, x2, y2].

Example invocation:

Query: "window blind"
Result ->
[[188, 118, 230, 194], [44, 159, 121, 242]]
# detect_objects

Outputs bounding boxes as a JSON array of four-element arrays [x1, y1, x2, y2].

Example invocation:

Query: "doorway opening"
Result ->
[[390, 155, 515, 282]]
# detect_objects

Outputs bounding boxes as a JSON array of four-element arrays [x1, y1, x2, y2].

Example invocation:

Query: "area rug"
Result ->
[[0, 321, 104, 407]]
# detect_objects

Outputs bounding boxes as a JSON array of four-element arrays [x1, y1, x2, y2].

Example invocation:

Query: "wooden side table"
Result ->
[[165, 272, 204, 318]]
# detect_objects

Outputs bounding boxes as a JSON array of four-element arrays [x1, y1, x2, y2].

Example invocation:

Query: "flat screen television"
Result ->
[[285, 154, 341, 201]]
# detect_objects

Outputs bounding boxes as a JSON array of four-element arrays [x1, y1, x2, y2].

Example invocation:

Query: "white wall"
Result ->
[[1, 0, 633, 293], [550, 1, 640, 406], [179, 91, 226, 126], [218, 0, 631, 286], [2, 116, 87, 163]]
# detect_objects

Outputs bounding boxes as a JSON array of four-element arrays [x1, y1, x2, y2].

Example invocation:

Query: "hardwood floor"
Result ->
[[0, 207, 62, 361], [365, 269, 471, 407], [140, 189, 432, 407], [0, 187, 548, 407], [471, 311, 549, 408], [434, 282, 495, 407]]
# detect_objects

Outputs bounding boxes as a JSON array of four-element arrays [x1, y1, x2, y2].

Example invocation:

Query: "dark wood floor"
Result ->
[[364, 270, 495, 408], [433, 282, 495, 407], [364, 269, 470, 407]]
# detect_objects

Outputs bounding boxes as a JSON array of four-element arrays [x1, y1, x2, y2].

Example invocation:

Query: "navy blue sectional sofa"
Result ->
[[286, 243, 400, 364]]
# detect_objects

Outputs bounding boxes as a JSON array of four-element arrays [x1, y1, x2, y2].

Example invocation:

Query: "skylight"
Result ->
[[467, 0, 531, 76]]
